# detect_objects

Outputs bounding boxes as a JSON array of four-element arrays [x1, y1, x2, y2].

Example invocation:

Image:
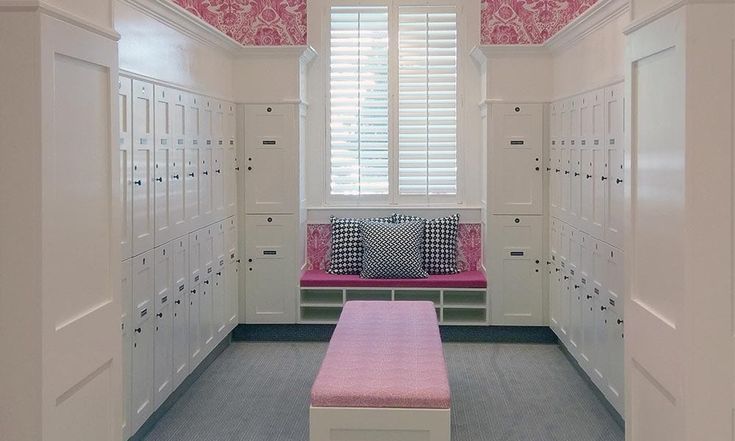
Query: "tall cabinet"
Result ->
[[119, 75, 240, 439], [548, 81, 625, 415]]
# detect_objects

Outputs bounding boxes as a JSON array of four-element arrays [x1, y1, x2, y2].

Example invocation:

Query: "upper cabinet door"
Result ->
[[605, 83, 625, 249], [132, 80, 155, 255], [154, 85, 173, 246], [489, 103, 543, 215], [119, 77, 133, 260], [243, 104, 299, 214], [170, 91, 187, 239]]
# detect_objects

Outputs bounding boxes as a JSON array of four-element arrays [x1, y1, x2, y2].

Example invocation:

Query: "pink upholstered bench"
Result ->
[[309, 301, 451, 441]]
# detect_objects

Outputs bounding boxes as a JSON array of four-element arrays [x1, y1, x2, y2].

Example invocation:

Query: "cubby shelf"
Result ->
[[299, 287, 489, 325]]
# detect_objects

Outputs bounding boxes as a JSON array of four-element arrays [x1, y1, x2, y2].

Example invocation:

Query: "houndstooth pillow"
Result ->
[[360, 220, 428, 279], [328, 216, 393, 275], [394, 213, 460, 274]]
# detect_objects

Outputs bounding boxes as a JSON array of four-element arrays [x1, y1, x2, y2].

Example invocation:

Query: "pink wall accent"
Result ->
[[306, 223, 483, 272], [172, 0, 307, 46], [481, 0, 597, 44]]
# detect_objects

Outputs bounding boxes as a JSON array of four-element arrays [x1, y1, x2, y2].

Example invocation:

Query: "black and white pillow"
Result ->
[[328, 216, 393, 275], [360, 220, 428, 279], [394, 213, 460, 274]]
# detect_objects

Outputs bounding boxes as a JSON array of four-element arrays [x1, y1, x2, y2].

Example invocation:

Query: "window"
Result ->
[[329, 3, 458, 203]]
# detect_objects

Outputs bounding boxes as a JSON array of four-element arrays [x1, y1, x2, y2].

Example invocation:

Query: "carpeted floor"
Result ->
[[142, 342, 624, 441]]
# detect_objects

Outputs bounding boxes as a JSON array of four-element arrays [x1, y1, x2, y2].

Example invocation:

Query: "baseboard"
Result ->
[[233, 324, 558, 344], [558, 343, 625, 429], [128, 333, 232, 441]]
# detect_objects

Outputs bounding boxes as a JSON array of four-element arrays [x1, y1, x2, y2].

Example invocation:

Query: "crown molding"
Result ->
[[623, 0, 733, 35], [235, 45, 318, 64], [472, 0, 630, 57], [0, 0, 120, 40]]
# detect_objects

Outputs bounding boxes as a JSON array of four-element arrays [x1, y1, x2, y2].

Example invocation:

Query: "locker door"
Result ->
[[579, 232, 594, 288], [606, 311, 624, 413], [189, 231, 203, 289], [201, 98, 213, 148], [154, 243, 173, 311], [549, 140, 560, 217], [170, 91, 187, 239], [213, 101, 225, 146], [569, 278, 583, 353], [549, 257, 561, 334], [580, 148, 594, 232], [244, 105, 299, 214], [590, 89, 607, 239], [131, 250, 155, 434], [489, 104, 543, 215], [186, 95, 202, 227], [188, 283, 202, 369], [199, 274, 214, 353], [212, 146, 225, 219], [245, 215, 298, 323], [213, 221, 227, 336], [559, 270, 570, 341], [592, 297, 609, 389], [560, 145, 570, 221], [605, 83, 625, 249], [171, 238, 189, 389], [569, 145, 582, 226], [153, 301, 173, 409], [568, 227, 581, 279], [580, 287, 595, 372], [225, 103, 238, 217], [559, 222, 570, 267], [592, 238, 606, 299], [132, 250, 154, 322], [119, 77, 133, 260], [154, 86, 173, 246], [132, 80, 155, 255], [225, 216, 239, 327], [605, 246, 624, 315], [120, 259, 133, 440], [200, 98, 214, 226], [489, 215, 544, 325]]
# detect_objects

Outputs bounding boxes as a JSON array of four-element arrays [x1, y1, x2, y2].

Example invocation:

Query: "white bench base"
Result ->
[[309, 406, 450, 441]]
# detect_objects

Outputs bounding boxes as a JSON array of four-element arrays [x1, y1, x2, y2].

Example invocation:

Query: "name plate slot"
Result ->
[[194, 275, 200, 282], [510, 140, 525, 146], [263, 250, 278, 256], [162, 295, 168, 304], [262, 140, 277, 145], [594, 288, 600, 295], [179, 284, 185, 292], [140, 308, 148, 318], [609, 298, 616, 306]]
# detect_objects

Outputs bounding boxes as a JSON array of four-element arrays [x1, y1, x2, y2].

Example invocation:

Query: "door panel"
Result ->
[[153, 302, 173, 409], [188, 283, 202, 369], [119, 77, 133, 260], [130, 314, 154, 433], [132, 80, 155, 255], [225, 216, 239, 326], [605, 83, 625, 249], [172, 237, 189, 389], [212, 147, 225, 219], [186, 95, 202, 227], [154, 85, 173, 246], [120, 259, 132, 440]]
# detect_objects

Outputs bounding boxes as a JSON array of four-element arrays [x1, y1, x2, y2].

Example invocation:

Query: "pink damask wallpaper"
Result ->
[[306, 224, 483, 272], [172, 0, 307, 46], [481, 0, 597, 44]]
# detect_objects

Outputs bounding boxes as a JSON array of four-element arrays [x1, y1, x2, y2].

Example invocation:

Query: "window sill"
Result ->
[[306, 206, 484, 223]]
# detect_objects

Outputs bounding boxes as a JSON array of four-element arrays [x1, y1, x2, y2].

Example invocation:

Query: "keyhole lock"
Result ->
[[267, 107, 272, 112], [267, 217, 273, 223], [514, 218, 520, 224], [514, 107, 520, 112]]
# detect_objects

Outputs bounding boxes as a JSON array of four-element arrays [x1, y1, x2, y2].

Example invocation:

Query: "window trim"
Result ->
[[324, 0, 466, 207]]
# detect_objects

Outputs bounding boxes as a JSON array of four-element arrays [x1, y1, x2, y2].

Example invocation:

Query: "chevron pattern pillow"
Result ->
[[394, 213, 460, 274], [328, 215, 394, 275], [360, 220, 428, 279]]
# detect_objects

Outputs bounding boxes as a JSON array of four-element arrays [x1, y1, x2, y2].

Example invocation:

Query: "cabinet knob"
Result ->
[[217, 271, 222, 276], [175, 300, 181, 304], [156, 313, 163, 318], [204, 280, 209, 285], [601, 306, 607, 311], [247, 166, 252, 171], [555, 169, 560, 173], [564, 170, 570, 175], [172, 174, 180, 180], [564, 276, 569, 280], [155, 177, 163, 182], [134, 180, 142, 186], [203, 171, 208, 175], [134, 328, 142, 333], [586, 295, 592, 299], [616, 178, 623, 184], [191, 289, 196, 294], [574, 172, 580, 177], [574, 285, 580, 289], [617, 319, 624, 324], [586, 174, 592, 179], [601, 176, 608, 181], [188, 173, 195, 177], [216, 169, 221, 174], [235, 167, 240, 171]]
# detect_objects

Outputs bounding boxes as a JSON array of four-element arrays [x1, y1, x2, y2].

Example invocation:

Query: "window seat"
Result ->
[[300, 269, 487, 289]]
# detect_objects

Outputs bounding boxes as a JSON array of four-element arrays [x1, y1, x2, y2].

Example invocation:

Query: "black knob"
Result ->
[[203, 171, 208, 175], [175, 300, 181, 304], [555, 169, 560, 173], [134, 328, 141, 333], [586, 174, 592, 179], [617, 319, 624, 324], [601, 176, 608, 181], [216, 271, 222, 276], [267, 217, 273, 222], [191, 289, 196, 293], [601, 306, 607, 311], [155, 177, 163, 182], [247, 166, 252, 171], [248, 259, 252, 263], [564, 276, 569, 280], [535, 167, 540, 171], [156, 313, 163, 318], [616, 178, 623, 184], [134, 180, 142, 186], [188, 173, 195, 177], [173, 174, 180, 179], [237, 259, 241, 263], [204, 280, 209, 285], [555, 268, 560, 272], [586, 295, 592, 299], [564, 171, 569, 175], [574, 285, 580, 289], [216, 169, 221, 174], [235, 167, 240, 171], [574, 172, 580, 176], [546, 167, 551, 171]]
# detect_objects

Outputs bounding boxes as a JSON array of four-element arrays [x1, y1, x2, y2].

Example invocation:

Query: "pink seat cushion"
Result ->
[[300, 269, 487, 289], [310, 301, 451, 409]]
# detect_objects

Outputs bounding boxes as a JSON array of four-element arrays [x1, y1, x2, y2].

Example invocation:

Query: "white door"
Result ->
[[188, 282, 202, 369], [199, 147, 213, 226], [213, 101, 225, 147], [245, 214, 298, 323], [212, 147, 225, 219], [560, 145, 570, 221], [580, 286, 595, 373], [154, 85, 173, 246], [592, 238, 606, 299], [244, 104, 299, 214], [199, 274, 214, 353], [559, 269, 570, 341], [121, 259, 133, 440], [605, 83, 625, 249], [131, 251, 155, 433], [213, 221, 227, 336], [153, 299, 173, 409], [489, 104, 543, 215], [186, 95, 202, 228], [569, 145, 582, 226], [132, 80, 155, 255], [549, 140, 560, 217], [132, 250, 154, 324], [569, 279, 583, 353], [606, 310, 624, 414], [225, 104, 238, 217], [225, 216, 239, 327], [172, 237, 189, 389], [548, 256, 561, 334], [592, 297, 608, 390], [605, 245, 624, 315], [171, 92, 187, 239], [591, 144, 606, 239], [189, 230, 203, 289], [489, 215, 543, 325], [580, 148, 594, 232], [120, 77, 133, 260]]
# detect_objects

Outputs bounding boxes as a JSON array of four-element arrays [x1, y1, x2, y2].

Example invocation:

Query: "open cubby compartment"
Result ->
[[300, 306, 343, 323], [394, 289, 441, 306], [442, 290, 487, 307], [301, 289, 344, 306], [442, 307, 487, 324], [345, 289, 392, 302]]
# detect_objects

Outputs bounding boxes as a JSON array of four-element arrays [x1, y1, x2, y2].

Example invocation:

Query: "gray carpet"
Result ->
[[142, 342, 624, 441]]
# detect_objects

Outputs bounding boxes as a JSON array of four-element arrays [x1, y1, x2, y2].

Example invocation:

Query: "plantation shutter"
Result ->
[[329, 6, 390, 197], [398, 7, 457, 196]]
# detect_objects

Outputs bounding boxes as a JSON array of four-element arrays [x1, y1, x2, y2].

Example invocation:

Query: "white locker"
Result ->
[[201, 98, 213, 147], [580, 286, 595, 372], [153, 243, 173, 408], [560, 143, 570, 221], [592, 298, 609, 391], [154, 85, 174, 246], [132, 79, 155, 255], [213, 101, 225, 146], [131, 250, 155, 433], [590, 89, 607, 239], [120, 259, 132, 440], [548, 256, 561, 333], [559, 270, 571, 340], [188, 230, 203, 368], [605, 83, 625, 249], [199, 274, 214, 353], [568, 226, 581, 277], [605, 245, 624, 315], [245, 215, 298, 323], [579, 231, 594, 289], [171, 92, 187, 240], [580, 148, 594, 232], [225, 216, 239, 327], [119, 77, 133, 260], [489, 104, 543, 215], [213, 221, 227, 336], [489, 215, 544, 325], [186, 95, 202, 228], [244, 104, 299, 214], [569, 278, 583, 353], [171, 237, 189, 389], [212, 145, 225, 219], [199, 145, 214, 226], [224, 104, 238, 217], [605, 311, 624, 413], [591, 238, 606, 299]]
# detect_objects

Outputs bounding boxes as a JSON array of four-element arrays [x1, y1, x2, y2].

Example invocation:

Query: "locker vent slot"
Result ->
[[510, 140, 524, 145], [570, 269, 575, 276], [263, 250, 277, 256], [162, 295, 168, 304], [262, 140, 277, 145], [208, 267, 213, 273], [594, 288, 600, 294], [219, 259, 225, 266], [179, 284, 185, 292], [178, 139, 184, 145], [194, 275, 200, 282], [581, 278, 587, 284], [510, 251, 524, 257], [609, 299, 616, 306], [140, 308, 148, 318]]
